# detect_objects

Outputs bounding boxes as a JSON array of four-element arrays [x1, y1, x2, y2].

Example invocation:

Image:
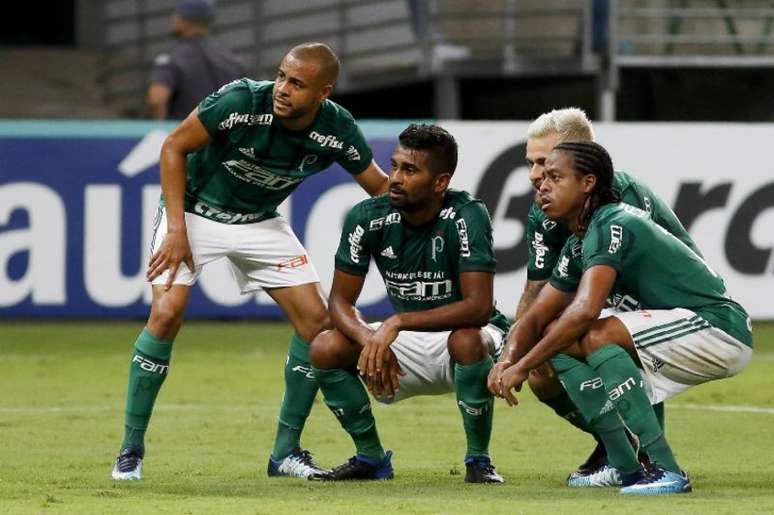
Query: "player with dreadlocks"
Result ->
[[495, 141, 753, 495]]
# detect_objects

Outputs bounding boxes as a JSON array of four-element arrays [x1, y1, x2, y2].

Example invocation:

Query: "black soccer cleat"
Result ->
[[111, 447, 144, 480], [267, 448, 326, 479], [308, 450, 393, 481], [464, 456, 504, 484], [574, 441, 608, 476]]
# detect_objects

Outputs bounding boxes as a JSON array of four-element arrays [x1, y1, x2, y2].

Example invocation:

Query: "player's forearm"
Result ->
[[159, 138, 190, 232], [329, 296, 373, 346], [514, 279, 547, 320], [392, 297, 491, 333], [517, 307, 595, 372]]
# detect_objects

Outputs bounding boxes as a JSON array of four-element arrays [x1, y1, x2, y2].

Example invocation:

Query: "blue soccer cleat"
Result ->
[[309, 450, 394, 481], [620, 466, 692, 495], [267, 449, 326, 479]]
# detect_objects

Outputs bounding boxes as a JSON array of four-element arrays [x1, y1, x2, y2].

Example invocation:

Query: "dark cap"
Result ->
[[175, 0, 215, 21]]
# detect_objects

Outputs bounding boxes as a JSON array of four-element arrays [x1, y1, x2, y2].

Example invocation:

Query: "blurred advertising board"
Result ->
[[1, 121, 772, 319]]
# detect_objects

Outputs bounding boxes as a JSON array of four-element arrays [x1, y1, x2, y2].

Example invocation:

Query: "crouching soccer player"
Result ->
[[501, 108, 702, 487], [308, 124, 509, 482], [497, 141, 753, 495]]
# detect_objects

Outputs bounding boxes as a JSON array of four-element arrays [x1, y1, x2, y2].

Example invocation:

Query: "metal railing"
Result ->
[[101, 0, 595, 117]]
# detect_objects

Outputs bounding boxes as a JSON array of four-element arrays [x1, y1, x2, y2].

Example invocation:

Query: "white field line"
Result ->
[[2, 403, 774, 415]]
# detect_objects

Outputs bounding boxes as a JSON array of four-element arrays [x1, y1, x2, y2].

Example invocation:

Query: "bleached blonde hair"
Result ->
[[527, 107, 595, 143]]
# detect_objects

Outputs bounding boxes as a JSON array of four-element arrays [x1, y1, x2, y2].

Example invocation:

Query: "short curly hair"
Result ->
[[398, 123, 458, 176]]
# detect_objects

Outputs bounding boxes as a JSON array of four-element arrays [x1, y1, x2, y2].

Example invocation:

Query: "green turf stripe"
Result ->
[[636, 323, 711, 350]]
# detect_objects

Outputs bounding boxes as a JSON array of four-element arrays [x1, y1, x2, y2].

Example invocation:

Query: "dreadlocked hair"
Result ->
[[553, 141, 620, 232]]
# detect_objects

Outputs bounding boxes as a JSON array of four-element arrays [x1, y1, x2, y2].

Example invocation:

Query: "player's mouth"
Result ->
[[273, 97, 291, 110], [389, 187, 406, 199]]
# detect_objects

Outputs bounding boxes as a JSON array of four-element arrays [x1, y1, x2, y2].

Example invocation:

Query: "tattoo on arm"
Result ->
[[515, 279, 548, 321]]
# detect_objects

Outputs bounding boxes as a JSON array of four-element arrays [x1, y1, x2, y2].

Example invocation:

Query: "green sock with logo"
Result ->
[[455, 356, 495, 459], [272, 335, 319, 460], [587, 345, 680, 473], [542, 392, 595, 434], [551, 354, 640, 473], [313, 367, 385, 460], [121, 329, 173, 450]]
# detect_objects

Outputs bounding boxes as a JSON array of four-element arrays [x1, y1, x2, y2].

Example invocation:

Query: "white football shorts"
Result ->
[[602, 308, 752, 404], [368, 323, 506, 405], [150, 208, 320, 293]]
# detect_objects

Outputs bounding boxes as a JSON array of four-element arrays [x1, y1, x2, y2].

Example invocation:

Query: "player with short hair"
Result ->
[[490, 107, 700, 487], [497, 141, 753, 494], [111, 42, 388, 481], [307, 124, 509, 482]]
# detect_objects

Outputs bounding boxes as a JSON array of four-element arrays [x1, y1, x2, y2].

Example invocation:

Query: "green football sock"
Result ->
[[551, 354, 640, 473], [541, 392, 595, 435], [121, 328, 173, 450], [313, 367, 385, 460], [271, 335, 319, 460], [587, 345, 680, 473], [653, 402, 665, 431], [454, 356, 495, 458]]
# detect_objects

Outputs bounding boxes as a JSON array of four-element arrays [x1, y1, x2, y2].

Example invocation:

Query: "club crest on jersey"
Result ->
[[309, 131, 344, 149], [608, 225, 623, 254], [431, 235, 445, 262], [542, 219, 557, 230]]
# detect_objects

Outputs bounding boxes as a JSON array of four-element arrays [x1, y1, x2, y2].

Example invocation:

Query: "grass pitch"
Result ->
[[1, 321, 773, 514]]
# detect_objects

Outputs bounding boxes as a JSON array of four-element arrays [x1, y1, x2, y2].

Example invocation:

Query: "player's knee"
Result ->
[[527, 367, 565, 401], [579, 323, 613, 356], [148, 298, 185, 337], [296, 310, 331, 343], [309, 329, 351, 370], [447, 328, 488, 365]]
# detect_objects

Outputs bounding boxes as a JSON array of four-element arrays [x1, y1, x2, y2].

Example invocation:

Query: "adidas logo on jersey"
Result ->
[[380, 246, 397, 259]]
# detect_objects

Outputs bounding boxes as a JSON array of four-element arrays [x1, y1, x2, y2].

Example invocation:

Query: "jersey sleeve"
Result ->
[[548, 238, 583, 292], [456, 201, 497, 273], [527, 203, 567, 281], [582, 217, 629, 273], [149, 53, 178, 90], [196, 79, 252, 138], [335, 123, 374, 175], [334, 203, 372, 276]]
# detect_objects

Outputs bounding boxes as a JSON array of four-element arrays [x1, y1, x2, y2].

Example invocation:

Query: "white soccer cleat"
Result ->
[[567, 463, 622, 487], [111, 448, 144, 480], [267, 449, 326, 479]]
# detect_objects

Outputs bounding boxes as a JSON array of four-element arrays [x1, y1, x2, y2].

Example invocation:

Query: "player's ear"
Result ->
[[319, 84, 333, 102], [434, 172, 451, 193], [583, 173, 597, 194]]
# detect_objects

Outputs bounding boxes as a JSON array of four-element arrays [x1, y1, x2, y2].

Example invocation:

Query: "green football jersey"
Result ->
[[335, 189, 510, 333], [549, 203, 752, 347], [178, 78, 373, 224], [527, 170, 700, 280]]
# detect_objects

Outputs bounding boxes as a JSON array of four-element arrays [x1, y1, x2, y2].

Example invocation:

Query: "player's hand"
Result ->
[[366, 348, 405, 401], [499, 364, 528, 407], [146, 229, 195, 290], [487, 360, 512, 397], [358, 316, 400, 379]]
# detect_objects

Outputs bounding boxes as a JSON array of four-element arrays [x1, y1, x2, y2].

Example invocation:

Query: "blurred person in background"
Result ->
[[147, 0, 246, 120]]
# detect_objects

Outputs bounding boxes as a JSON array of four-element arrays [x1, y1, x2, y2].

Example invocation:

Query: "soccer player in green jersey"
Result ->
[[497, 141, 753, 495], [111, 42, 389, 481], [306, 124, 509, 482], [490, 108, 699, 487]]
